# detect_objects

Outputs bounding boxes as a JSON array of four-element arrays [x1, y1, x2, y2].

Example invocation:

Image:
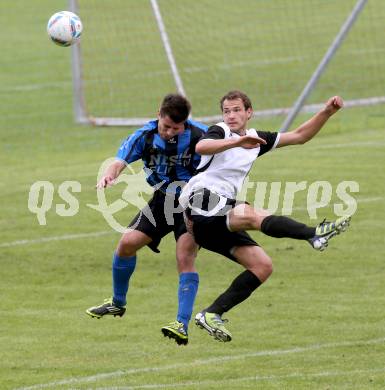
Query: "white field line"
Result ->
[[299, 140, 385, 151], [3, 81, 72, 92], [14, 336, 385, 390], [0, 196, 383, 249], [92, 367, 385, 389], [274, 139, 385, 154], [307, 141, 385, 149], [293, 196, 384, 212], [0, 231, 114, 248]]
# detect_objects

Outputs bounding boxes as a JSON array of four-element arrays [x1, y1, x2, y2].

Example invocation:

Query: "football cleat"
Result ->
[[86, 298, 126, 319], [195, 311, 232, 342], [161, 321, 188, 346], [308, 215, 351, 251]]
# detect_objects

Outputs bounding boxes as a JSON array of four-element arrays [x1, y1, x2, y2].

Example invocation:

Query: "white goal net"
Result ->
[[70, 0, 385, 126]]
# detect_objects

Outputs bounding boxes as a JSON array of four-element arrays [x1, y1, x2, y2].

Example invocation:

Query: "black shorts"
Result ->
[[129, 190, 186, 253], [185, 188, 258, 261]]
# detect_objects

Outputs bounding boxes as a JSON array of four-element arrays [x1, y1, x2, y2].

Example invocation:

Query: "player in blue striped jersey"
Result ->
[[86, 94, 207, 345]]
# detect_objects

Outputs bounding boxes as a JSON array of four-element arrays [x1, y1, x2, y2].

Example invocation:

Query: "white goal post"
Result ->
[[69, 0, 385, 128]]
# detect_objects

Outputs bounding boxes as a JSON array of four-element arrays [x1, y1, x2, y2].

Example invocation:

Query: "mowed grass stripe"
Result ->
[[15, 336, 385, 390]]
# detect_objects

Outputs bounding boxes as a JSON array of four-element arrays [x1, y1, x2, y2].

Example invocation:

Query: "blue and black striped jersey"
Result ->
[[116, 119, 207, 194]]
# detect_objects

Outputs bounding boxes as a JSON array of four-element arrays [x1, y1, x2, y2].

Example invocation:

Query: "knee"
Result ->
[[176, 253, 197, 273], [249, 254, 273, 281], [116, 237, 137, 257], [260, 255, 273, 277], [176, 233, 198, 273]]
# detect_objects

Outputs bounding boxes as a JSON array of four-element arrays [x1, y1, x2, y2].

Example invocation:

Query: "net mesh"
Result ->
[[76, 0, 385, 121]]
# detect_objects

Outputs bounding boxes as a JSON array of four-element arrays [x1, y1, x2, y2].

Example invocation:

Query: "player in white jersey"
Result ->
[[180, 90, 351, 342]]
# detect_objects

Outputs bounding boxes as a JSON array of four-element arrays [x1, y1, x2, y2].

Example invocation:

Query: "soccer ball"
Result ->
[[47, 11, 83, 47]]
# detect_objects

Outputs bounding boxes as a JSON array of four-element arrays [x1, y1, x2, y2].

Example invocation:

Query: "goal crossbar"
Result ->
[[88, 96, 385, 127]]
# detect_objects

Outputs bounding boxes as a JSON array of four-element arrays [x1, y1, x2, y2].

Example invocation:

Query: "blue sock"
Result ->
[[177, 272, 199, 330], [112, 253, 136, 307]]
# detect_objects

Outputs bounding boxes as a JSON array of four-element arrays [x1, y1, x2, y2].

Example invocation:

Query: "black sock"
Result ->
[[261, 215, 315, 240], [205, 270, 262, 316]]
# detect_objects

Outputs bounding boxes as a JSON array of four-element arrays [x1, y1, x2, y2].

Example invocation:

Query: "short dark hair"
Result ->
[[159, 93, 191, 123], [220, 90, 253, 111]]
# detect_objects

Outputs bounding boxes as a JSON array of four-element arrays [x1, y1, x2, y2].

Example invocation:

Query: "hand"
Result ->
[[324, 96, 344, 115], [96, 175, 115, 189], [236, 135, 267, 149]]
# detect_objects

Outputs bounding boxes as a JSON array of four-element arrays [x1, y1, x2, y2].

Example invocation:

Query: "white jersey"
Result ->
[[180, 122, 280, 207]]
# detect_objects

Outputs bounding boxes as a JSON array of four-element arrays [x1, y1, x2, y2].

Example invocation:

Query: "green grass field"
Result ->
[[1, 1, 385, 389]]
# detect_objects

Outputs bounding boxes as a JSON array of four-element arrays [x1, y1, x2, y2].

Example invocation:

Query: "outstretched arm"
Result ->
[[96, 160, 126, 188], [196, 135, 266, 155], [277, 96, 343, 148]]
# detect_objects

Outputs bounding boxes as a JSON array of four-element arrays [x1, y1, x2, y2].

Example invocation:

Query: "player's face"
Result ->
[[157, 115, 185, 140], [222, 98, 252, 134]]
